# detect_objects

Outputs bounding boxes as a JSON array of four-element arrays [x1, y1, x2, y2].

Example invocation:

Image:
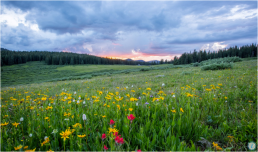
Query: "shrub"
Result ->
[[200, 57, 242, 66], [192, 62, 200, 67], [181, 71, 192, 75], [201, 63, 233, 70]]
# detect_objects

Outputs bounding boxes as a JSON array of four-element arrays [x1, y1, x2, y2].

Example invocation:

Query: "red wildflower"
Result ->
[[113, 132, 118, 136], [102, 133, 106, 140], [127, 114, 135, 122], [110, 119, 115, 125], [137, 150, 141, 152], [115, 136, 124, 144], [104, 145, 108, 150]]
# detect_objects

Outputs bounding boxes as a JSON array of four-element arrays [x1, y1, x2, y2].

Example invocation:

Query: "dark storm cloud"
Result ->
[[1, 1, 257, 59]]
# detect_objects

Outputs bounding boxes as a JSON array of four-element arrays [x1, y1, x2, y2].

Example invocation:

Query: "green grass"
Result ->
[[1, 61, 185, 87], [57, 64, 146, 73], [1, 59, 257, 151]]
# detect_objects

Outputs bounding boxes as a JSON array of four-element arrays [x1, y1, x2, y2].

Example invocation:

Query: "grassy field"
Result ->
[[1, 61, 173, 87], [0, 59, 257, 151]]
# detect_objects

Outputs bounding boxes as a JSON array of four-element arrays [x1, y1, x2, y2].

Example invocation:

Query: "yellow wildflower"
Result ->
[[14, 145, 23, 150], [1, 122, 9, 126], [171, 110, 176, 113], [180, 108, 184, 113], [12, 122, 19, 127], [77, 134, 86, 138], [60, 130, 71, 141], [25, 148, 36, 152]]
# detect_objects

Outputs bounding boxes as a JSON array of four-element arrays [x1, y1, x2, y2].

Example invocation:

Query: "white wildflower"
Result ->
[[162, 83, 165, 87], [20, 117, 24, 122], [83, 114, 87, 121], [29, 133, 32, 137], [52, 129, 58, 134]]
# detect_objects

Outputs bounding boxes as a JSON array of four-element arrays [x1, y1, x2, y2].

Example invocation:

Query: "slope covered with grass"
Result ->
[[1, 59, 257, 151]]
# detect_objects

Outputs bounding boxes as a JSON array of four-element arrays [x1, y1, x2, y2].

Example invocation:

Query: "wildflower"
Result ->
[[137, 150, 141, 152], [180, 108, 184, 113], [102, 133, 106, 140], [20, 117, 24, 122], [171, 110, 176, 113], [127, 114, 135, 123], [115, 135, 124, 144], [52, 129, 58, 134], [77, 100, 80, 104], [225, 97, 228, 99], [110, 119, 115, 125], [47, 149, 54, 152], [29, 133, 32, 137], [24, 146, 28, 150], [83, 101, 86, 104], [25, 148, 36, 152], [83, 114, 87, 121], [212, 142, 218, 147], [77, 134, 86, 138], [60, 130, 71, 141], [102, 115, 106, 118], [74, 91, 76, 95], [172, 95, 176, 98], [14, 145, 23, 150], [146, 88, 151, 91], [1, 122, 9, 126], [136, 103, 138, 106], [104, 145, 108, 150], [129, 108, 133, 111], [162, 83, 165, 87], [145, 102, 149, 105], [45, 117, 49, 120], [12, 122, 19, 127]]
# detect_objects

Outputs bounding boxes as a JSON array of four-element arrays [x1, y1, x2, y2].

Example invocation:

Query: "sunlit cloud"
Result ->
[[1, 1, 257, 61]]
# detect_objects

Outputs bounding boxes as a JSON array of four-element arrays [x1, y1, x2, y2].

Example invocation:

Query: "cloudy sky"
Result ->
[[1, 1, 257, 61]]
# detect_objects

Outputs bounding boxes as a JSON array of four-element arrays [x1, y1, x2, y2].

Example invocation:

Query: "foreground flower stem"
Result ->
[[63, 140, 65, 151]]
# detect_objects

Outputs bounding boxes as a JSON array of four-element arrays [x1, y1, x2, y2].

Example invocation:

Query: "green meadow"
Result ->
[[1, 61, 172, 87], [1, 58, 257, 151]]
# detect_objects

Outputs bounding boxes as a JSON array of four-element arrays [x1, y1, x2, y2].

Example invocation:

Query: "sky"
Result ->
[[1, 1, 257, 61]]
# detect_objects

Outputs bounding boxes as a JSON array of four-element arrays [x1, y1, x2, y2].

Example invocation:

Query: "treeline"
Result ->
[[172, 43, 257, 65], [0, 48, 150, 66]]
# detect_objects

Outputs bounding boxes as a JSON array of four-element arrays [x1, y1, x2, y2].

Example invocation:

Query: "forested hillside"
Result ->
[[1, 43, 257, 66], [0, 48, 150, 66], [173, 43, 257, 65]]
